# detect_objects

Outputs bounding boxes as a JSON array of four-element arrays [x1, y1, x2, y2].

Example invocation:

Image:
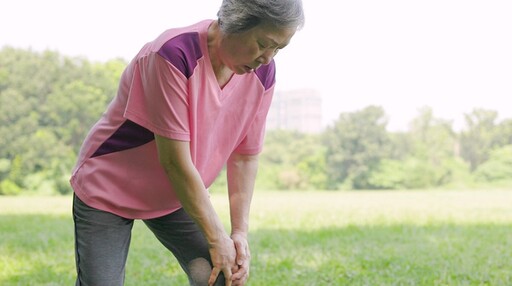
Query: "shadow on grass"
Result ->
[[249, 224, 512, 285], [1, 214, 511, 286]]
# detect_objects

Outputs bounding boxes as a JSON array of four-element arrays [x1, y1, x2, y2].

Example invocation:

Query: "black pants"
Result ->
[[73, 195, 224, 285]]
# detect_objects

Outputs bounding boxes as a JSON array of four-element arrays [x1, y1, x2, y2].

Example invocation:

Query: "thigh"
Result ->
[[143, 208, 225, 286], [73, 195, 134, 286]]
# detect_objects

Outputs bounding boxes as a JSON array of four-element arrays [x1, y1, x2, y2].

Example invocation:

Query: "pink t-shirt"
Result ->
[[70, 20, 275, 219]]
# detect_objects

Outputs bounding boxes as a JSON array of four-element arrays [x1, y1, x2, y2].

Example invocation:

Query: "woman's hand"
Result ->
[[208, 234, 237, 286], [230, 232, 251, 285]]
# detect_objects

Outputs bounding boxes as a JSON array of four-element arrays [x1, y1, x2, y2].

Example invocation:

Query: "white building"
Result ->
[[267, 89, 322, 133]]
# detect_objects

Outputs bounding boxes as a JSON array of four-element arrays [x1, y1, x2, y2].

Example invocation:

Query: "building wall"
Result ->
[[267, 89, 322, 133]]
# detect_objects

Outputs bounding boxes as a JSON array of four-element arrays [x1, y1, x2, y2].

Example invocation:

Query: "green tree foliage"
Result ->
[[369, 107, 471, 189], [258, 130, 327, 190], [0, 179, 22, 195], [495, 119, 512, 147], [405, 107, 462, 187], [323, 106, 391, 190], [1, 47, 512, 194], [474, 145, 512, 183], [0, 47, 125, 195], [459, 109, 500, 171]]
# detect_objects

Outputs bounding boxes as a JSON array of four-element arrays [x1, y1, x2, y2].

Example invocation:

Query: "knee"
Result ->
[[187, 258, 225, 286]]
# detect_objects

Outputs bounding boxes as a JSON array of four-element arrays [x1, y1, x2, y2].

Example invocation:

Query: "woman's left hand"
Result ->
[[230, 232, 251, 286]]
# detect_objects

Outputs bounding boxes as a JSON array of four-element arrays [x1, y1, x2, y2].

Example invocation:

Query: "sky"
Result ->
[[1, 0, 511, 131]]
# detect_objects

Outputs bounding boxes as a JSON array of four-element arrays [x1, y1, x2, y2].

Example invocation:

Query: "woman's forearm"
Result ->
[[156, 135, 227, 244], [227, 153, 259, 235]]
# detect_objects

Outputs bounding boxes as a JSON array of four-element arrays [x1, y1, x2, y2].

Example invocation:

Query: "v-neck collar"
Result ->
[[200, 21, 242, 99]]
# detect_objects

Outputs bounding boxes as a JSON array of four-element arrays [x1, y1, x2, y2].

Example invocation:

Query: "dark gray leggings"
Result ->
[[73, 195, 225, 286]]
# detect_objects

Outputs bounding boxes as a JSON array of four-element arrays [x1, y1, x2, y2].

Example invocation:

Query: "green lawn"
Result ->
[[1, 190, 511, 285]]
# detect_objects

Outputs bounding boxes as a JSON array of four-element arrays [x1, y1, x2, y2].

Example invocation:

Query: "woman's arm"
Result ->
[[155, 134, 236, 286], [226, 153, 259, 285]]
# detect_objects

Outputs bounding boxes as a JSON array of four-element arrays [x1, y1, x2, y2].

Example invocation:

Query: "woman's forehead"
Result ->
[[252, 23, 296, 45]]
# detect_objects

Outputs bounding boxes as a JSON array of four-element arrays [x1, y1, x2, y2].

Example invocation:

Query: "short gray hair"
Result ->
[[217, 0, 305, 34]]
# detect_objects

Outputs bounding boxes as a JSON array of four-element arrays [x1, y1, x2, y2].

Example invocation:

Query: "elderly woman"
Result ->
[[70, 0, 305, 285]]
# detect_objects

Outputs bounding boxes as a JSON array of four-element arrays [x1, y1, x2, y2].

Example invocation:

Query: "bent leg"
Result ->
[[143, 208, 225, 286], [73, 195, 134, 286]]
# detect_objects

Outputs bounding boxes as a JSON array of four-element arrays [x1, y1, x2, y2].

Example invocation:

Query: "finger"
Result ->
[[231, 270, 245, 281], [231, 269, 248, 281], [232, 278, 243, 286], [243, 245, 250, 265], [231, 263, 248, 281], [223, 268, 233, 286], [208, 267, 221, 286], [234, 240, 246, 265], [246, 245, 251, 258], [232, 272, 248, 286]]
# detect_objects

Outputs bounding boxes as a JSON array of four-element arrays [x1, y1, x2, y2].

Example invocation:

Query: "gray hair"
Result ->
[[217, 0, 305, 34]]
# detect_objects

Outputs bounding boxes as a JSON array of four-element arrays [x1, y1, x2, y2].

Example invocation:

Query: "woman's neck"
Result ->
[[207, 21, 233, 87]]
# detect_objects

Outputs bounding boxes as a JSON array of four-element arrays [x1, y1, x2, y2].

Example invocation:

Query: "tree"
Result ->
[[460, 109, 500, 171], [323, 106, 390, 190], [0, 47, 125, 194], [495, 119, 512, 147], [368, 107, 470, 189], [406, 107, 460, 187], [258, 130, 327, 190], [474, 145, 512, 183]]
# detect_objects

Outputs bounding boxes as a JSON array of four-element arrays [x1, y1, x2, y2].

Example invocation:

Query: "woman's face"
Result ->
[[219, 23, 296, 74]]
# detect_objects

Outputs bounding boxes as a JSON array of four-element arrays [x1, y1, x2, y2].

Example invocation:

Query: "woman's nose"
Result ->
[[257, 50, 275, 65]]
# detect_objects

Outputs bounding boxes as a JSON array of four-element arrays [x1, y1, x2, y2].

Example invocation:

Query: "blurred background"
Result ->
[[1, 2, 512, 284], [1, 0, 512, 194]]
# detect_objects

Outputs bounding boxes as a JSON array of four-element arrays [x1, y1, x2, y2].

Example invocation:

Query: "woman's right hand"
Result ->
[[208, 234, 237, 286]]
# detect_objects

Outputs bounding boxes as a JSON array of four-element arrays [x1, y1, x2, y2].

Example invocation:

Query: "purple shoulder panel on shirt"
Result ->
[[254, 60, 276, 90], [91, 120, 154, 158], [157, 32, 203, 79]]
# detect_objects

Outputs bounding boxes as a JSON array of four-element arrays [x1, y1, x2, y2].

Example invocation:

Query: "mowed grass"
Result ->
[[1, 190, 511, 285]]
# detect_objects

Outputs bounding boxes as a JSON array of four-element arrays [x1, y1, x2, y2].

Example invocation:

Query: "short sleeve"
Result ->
[[124, 53, 191, 141], [234, 86, 275, 155]]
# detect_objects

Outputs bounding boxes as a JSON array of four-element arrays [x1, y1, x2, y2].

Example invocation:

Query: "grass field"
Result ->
[[0, 190, 511, 285]]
